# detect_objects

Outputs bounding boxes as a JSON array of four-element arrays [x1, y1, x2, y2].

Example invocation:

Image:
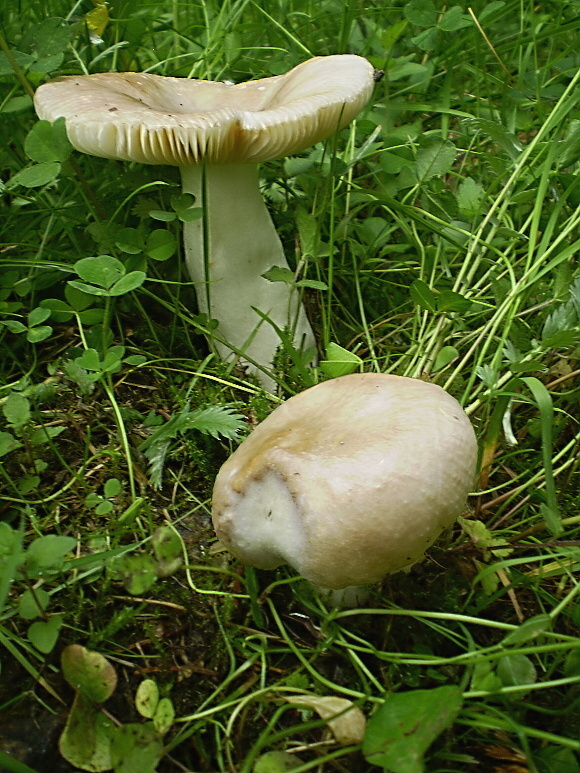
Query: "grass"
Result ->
[[0, 0, 579, 771]]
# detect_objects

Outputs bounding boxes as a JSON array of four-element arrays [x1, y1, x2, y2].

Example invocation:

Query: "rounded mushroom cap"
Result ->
[[212, 373, 478, 590], [33, 56, 375, 166]]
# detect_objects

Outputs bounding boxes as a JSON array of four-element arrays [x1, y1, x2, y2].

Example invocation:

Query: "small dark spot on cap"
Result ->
[[108, 107, 118, 112]]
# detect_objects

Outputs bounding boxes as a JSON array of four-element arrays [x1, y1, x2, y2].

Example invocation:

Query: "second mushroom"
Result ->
[[212, 373, 478, 592], [34, 56, 375, 387]]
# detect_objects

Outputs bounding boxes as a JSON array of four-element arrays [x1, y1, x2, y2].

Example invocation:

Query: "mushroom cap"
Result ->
[[212, 373, 478, 590], [33, 56, 375, 166]]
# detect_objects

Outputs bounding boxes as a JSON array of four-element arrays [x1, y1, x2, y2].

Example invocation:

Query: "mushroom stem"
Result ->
[[180, 163, 316, 385]]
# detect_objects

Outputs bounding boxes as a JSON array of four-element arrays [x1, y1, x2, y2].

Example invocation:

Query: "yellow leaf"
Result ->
[[285, 694, 366, 745], [86, 1, 110, 43]]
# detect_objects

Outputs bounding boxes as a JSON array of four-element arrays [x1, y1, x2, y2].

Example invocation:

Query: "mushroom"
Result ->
[[212, 373, 478, 591], [33, 56, 375, 387]]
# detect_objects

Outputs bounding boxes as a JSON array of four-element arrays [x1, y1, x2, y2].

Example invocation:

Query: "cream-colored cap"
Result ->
[[33, 56, 375, 166], [212, 373, 478, 590]]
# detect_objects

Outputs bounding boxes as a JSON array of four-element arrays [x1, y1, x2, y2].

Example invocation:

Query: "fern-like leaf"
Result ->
[[541, 277, 580, 348], [141, 403, 246, 488], [183, 405, 246, 440], [147, 440, 171, 490]]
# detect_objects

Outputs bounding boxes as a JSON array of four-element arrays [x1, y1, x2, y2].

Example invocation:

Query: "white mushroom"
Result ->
[[33, 56, 375, 387], [212, 373, 478, 591]]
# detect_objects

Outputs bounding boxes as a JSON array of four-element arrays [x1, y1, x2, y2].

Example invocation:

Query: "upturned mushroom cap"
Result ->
[[212, 373, 478, 590], [33, 55, 375, 165]]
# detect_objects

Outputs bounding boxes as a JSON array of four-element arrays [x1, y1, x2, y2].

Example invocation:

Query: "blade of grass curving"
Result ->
[[0, 751, 41, 773], [0, 627, 62, 702], [249, 2, 313, 56], [478, 379, 520, 489], [520, 377, 561, 535], [440, 68, 580, 396], [266, 598, 368, 701], [460, 709, 580, 751]]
